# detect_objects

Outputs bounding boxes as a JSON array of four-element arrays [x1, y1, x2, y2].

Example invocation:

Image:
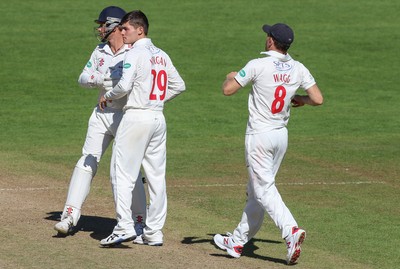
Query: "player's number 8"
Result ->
[[150, 69, 167, 101], [271, 85, 286, 114]]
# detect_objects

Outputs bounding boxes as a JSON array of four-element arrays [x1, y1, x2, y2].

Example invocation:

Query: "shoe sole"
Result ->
[[133, 239, 163, 246], [132, 235, 163, 246], [287, 231, 306, 265], [147, 242, 163, 246], [133, 242, 163, 246], [133, 241, 163, 246], [100, 235, 136, 247], [213, 235, 241, 258]]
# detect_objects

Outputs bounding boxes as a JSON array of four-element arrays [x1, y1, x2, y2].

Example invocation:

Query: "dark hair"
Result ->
[[270, 35, 290, 52], [121, 10, 149, 35]]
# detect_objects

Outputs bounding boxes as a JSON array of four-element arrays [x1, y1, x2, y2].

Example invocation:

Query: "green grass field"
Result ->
[[1, 0, 399, 268]]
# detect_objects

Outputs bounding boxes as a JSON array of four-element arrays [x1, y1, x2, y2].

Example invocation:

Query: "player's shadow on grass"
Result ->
[[182, 234, 286, 265], [45, 211, 117, 241]]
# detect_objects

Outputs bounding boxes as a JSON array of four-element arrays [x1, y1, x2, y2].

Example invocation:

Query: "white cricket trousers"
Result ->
[[232, 127, 297, 245], [63, 107, 146, 225], [112, 109, 167, 241]]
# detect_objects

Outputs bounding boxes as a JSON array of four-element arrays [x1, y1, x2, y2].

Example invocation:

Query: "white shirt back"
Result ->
[[106, 38, 185, 111], [234, 51, 316, 134]]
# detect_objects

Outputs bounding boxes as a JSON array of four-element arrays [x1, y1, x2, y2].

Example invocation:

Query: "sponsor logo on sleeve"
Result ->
[[239, 69, 246, 77], [123, 63, 131, 69], [86, 61, 92, 68]]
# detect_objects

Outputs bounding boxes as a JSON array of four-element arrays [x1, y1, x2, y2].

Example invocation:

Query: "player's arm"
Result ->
[[165, 60, 186, 102], [222, 72, 241, 96], [99, 71, 128, 110], [292, 84, 323, 107], [103, 52, 138, 100], [78, 50, 104, 89], [99, 82, 128, 110]]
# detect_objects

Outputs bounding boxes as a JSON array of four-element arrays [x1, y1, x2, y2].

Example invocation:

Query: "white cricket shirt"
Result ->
[[104, 38, 185, 111], [234, 50, 316, 134], [78, 43, 131, 110]]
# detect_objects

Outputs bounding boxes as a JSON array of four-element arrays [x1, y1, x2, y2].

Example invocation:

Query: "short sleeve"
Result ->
[[234, 60, 257, 87], [299, 63, 316, 90]]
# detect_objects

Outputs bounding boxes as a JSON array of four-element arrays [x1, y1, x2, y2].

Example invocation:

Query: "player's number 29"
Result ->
[[271, 86, 286, 114], [150, 69, 167, 101]]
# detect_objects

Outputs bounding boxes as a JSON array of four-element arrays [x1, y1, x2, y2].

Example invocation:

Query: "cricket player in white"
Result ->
[[98, 10, 186, 246], [54, 6, 147, 236], [213, 23, 323, 265]]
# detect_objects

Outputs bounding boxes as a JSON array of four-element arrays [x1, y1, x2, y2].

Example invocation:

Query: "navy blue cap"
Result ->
[[262, 23, 294, 46]]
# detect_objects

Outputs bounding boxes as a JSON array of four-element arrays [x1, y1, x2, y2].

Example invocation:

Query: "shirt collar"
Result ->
[[99, 43, 131, 55], [260, 50, 292, 62], [132, 37, 151, 48]]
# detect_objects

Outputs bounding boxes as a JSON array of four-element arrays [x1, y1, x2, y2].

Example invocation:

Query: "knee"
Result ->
[[76, 154, 98, 175], [253, 188, 265, 205], [253, 183, 275, 207]]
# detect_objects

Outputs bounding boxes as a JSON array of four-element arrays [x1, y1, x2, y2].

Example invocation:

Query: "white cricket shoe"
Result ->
[[133, 235, 163, 246], [54, 215, 74, 234], [100, 233, 136, 246], [213, 233, 243, 258], [285, 227, 306, 265]]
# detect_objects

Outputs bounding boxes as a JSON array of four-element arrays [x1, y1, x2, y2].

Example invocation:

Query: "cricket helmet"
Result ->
[[95, 6, 126, 42]]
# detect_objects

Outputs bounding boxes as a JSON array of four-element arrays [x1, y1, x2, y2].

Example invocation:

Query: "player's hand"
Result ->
[[99, 95, 108, 111], [291, 95, 305, 107]]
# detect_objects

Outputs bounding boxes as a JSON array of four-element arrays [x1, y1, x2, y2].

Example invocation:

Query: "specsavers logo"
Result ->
[[124, 63, 131, 69], [86, 61, 92, 68], [239, 69, 246, 77]]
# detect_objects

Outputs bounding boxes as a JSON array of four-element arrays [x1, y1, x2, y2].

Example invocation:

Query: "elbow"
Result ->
[[78, 75, 92, 89], [222, 78, 241, 96], [222, 90, 232, 96], [77, 77, 84, 87], [315, 96, 324, 106], [222, 90, 230, 96], [78, 81, 91, 89], [306, 84, 323, 106], [222, 86, 233, 96]]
